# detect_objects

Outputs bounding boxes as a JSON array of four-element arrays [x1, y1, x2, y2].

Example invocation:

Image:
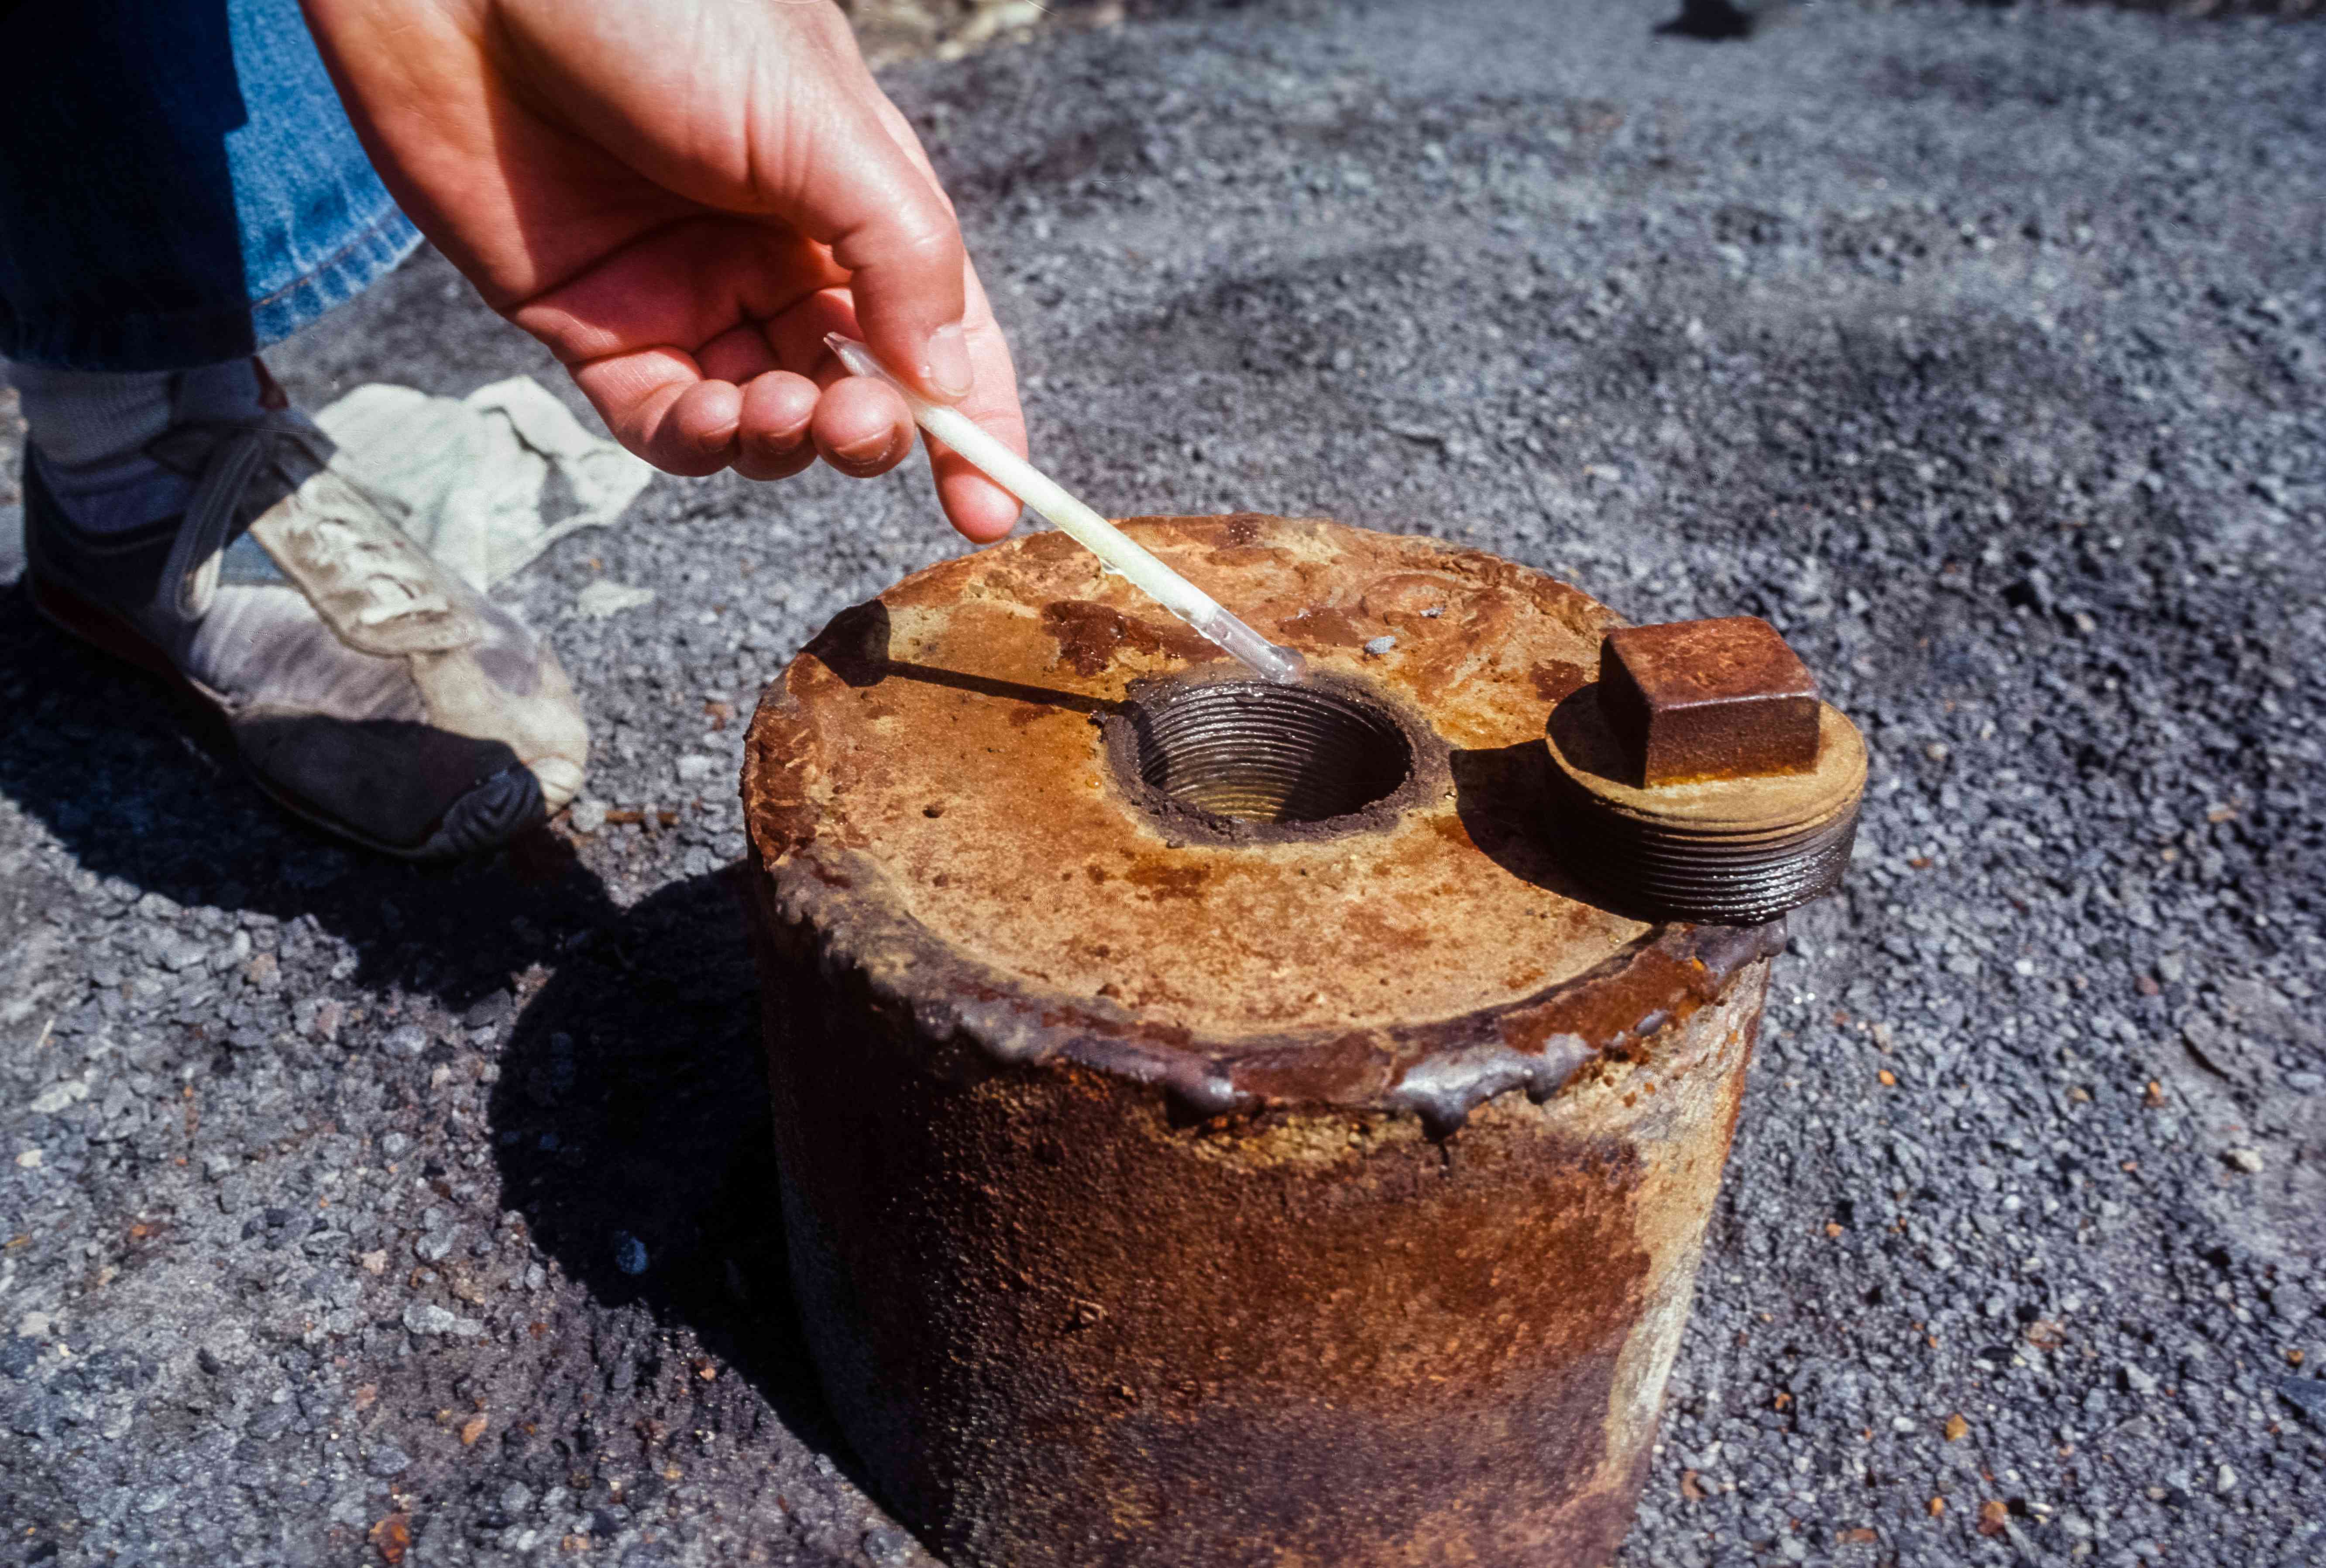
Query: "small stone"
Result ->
[[2224, 1147, 2264, 1173], [402, 1301, 484, 1338], [29, 1079, 88, 1115], [369, 1515, 411, 1567], [2123, 1363, 2158, 1394], [614, 1233, 650, 1276], [576, 580, 656, 619], [675, 753, 719, 784], [568, 797, 608, 835], [404, 1302, 457, 1335], [366, 1442, 412, 1477], [297, 997, 342, 1044], [14, 1149, 40, 1169], [863, 1526, 915, 1564], [157, 933, 208, 973], [386, 1024, 429, 1058], [1943, 1413, 1969, 1441], [1363, 635, 1397, 656], [2278, 1376, 2326, 1423], [2214, 1463, 2237, 1494]]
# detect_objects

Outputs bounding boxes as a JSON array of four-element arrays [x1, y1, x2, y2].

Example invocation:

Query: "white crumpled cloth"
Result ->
[[313, 376, 654, 592]]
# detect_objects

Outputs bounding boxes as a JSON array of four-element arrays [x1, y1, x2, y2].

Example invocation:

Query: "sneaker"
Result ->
[[22, 364, 588, 858]]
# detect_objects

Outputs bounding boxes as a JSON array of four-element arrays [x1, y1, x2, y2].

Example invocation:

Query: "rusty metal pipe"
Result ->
[[743, 515, 1781, 1567]]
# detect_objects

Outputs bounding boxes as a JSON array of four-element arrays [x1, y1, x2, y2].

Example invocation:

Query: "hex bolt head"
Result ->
[[1597, 616, 1821, 787]]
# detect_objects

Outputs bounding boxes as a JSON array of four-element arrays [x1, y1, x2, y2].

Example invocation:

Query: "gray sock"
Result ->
[[9, 360, 267, 534]]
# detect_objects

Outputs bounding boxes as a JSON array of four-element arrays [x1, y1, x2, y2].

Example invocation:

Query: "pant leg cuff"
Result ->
[[1, 207, 422, 373]]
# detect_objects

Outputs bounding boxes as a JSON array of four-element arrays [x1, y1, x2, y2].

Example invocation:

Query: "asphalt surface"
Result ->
[[4, 2, 2324, 1565]]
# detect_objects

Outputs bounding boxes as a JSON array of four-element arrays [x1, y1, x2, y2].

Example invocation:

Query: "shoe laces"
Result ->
[[160, 408, 450, 628]]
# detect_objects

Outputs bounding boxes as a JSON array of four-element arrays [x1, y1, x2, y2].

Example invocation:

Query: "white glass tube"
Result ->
[[826, 334, 1306, 686]]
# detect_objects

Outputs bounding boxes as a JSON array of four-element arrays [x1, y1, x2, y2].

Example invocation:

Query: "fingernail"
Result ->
[[922, 323, 974, 402], [834, 430, 898, 465]]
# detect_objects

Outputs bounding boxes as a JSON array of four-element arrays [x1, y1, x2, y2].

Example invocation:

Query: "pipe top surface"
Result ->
[[743, 515, 1780, 1127]]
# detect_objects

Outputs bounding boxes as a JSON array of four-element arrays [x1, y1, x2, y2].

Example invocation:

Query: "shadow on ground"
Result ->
[[488, 869, 866, 1486], [0, 580, 618, 1015], [0, 580, 861, 1477]]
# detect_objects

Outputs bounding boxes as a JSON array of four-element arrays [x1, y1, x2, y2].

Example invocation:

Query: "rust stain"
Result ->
[[1598, 617, 1819, 785], [1141, 511, 1275, 549], [747, 912, 1763, 1568], [1041, 600, 1213, 677], [1123, 860, 1209, 901], [1274, 603, 1373, 648], [1225, 1032, 1388, 1105], [1492, 936, 1748, 1068], [1531, 660, 1590, 704], [739, 701, 822, 859]]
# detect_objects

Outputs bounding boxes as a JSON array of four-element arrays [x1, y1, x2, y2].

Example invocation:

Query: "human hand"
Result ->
[[299, 0, 1024, 540]]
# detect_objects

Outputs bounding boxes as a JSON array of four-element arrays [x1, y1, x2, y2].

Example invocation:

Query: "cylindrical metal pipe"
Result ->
[[743, 515, 1781, 1567]]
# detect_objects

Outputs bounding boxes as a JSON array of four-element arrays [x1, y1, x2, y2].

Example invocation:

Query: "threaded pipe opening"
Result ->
[[1123, 681, 1414, 825]]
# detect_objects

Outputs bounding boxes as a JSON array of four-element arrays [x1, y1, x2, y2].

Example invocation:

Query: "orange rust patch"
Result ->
[[1275, 604, 1372, 648], [1041, 600, 1213, 677], [1124, 861, 1209, 900], [1205, 545, 1288, 572]]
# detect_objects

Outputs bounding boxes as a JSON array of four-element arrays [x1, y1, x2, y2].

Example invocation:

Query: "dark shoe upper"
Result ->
[[22, 392, 588, 857]]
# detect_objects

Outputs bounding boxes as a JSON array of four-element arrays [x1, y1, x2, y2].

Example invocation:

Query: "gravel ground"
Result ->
[[4, 2, 2324, 1565]]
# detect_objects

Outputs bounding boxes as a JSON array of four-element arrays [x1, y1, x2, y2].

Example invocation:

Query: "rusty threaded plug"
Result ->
[[1543, 616, 1868, 925], [1598, 616, 1821, 787]]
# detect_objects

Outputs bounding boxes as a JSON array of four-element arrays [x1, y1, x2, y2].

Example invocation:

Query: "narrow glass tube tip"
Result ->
[[1252, 644, 1308, 685]]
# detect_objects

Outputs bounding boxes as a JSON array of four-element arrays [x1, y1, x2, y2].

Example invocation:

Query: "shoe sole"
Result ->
[[26, 568, 527, 861]]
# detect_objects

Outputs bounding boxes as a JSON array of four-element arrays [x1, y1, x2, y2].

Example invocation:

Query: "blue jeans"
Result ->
[[0, 0, 419, 371]]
